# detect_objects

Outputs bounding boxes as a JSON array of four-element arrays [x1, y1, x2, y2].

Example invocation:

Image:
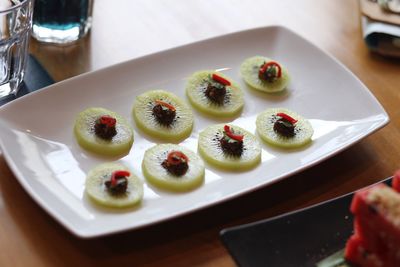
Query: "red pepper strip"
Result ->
[[223, 125, 244, 141], [110, 170, 130, 187], [212, 73, 231, 86], [276, 112, 297, 124], [100, 115, 117, 127], [167, 151, 189, 165], [259, 61, 282, 78], [155, 100, 176, 111]]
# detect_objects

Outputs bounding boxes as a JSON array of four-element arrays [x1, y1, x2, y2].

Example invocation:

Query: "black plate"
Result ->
[[220, 177, 392, 267]]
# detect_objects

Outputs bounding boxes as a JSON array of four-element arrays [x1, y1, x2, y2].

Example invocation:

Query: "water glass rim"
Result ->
[[0, 0, 32, 14]]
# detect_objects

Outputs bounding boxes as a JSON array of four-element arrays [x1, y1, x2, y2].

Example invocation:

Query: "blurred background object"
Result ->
[[32, 0, 93, 44], [360, 0, 400, 57], [0, 0, 34, 97], [378, 0, 400, 13]]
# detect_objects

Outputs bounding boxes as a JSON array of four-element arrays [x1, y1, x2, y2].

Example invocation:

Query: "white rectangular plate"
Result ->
[[0, 26, 388, 238]]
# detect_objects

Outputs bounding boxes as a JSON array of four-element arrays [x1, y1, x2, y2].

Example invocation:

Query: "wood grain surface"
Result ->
[[1, 0, 399, 266]]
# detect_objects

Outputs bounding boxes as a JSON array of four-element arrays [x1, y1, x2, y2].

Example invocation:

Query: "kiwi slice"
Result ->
[[256, 108, 313, 148], [132, 90, 194, 141], [74, 107, 134, 157], [198, 124, 261, 171], [85, 162, 143, 208], [185, 70, 244, 117], [142, 144, 205, 192], [240, 56, 290, 93]]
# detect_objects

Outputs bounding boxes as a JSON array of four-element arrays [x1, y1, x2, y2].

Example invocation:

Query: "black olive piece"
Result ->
[[220, 137, 243, 157], [94, 119, 117, 140], [105, 177, 128, 195], [162, 159, 189, 176], [273, 118, 295, 137], [204, 82, 227, 105], [152, 104, 176, 126]]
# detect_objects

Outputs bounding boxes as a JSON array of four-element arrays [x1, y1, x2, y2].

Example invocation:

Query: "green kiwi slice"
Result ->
[[142, 144, 205, 192], [74, 107, 134, 157], [85, 162, 143, 208], [132, 90, 194, 141], [256, 108, 313, 148], [185, 70, 244, 118], [198, 124, 261, 171], [240, 56, 290, 93]]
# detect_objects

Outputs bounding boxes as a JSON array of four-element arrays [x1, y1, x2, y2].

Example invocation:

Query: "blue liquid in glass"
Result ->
[[33, 0, 89, 30], [32, 0, 92, 43]]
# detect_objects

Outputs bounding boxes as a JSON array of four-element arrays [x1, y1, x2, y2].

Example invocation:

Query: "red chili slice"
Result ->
[[167, 151, 189, 165], [110, 170, 130, 186], [276, 112, 297, 124], [259, 61, 282, 78], [100, 115, 117, 127], [155, 100, 176, 111], [223, 125, 244, 141], [212, 73, 231, 86]]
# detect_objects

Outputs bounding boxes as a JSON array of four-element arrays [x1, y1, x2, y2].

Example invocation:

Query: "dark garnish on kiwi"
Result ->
[[258, 62, 278, 82], [152, 103, 176, 126], [94, 116, 117, 140], [273, 118, 295, 137], [220, 133, 243, 157], [204, 76, 227, 105], [104, 176, 128, 195], [162, 160, 188, 176]]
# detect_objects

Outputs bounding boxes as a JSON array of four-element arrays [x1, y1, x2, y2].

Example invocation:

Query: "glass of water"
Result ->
[[32, 0, 93, 44], [0, 0, 34, 97]]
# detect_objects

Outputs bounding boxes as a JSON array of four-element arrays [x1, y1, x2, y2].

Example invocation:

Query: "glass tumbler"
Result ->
[[0, 0, 34, 97], [32, 0, 93, 44]]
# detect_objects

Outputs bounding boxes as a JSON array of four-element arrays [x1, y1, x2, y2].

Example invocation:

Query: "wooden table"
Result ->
[[2, 0, 400, 266]]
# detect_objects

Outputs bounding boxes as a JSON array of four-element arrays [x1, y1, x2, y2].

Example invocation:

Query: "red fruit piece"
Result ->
[[346, 184, 400, 266], [345, 234, 386, 267], [392, 169, 400, 193]]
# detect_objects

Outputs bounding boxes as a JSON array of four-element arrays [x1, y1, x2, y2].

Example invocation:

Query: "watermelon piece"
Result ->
[[345, 234, 385, 267], [346, 183, 400, 266], [353, 218, 385, 256]]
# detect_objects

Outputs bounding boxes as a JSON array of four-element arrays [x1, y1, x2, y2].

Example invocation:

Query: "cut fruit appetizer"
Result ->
[[142, 144, 205, 192], [317, 171, 400, 267], [132, 90, 194, 141], [256, 108, 313, 148], [85, 162, 143, 208], [74, 107, 134, 157], [345, 174, 400, 267], [198, 124, 261, 171], [186, 71, 244, 117], [240, 56, 290, 93]]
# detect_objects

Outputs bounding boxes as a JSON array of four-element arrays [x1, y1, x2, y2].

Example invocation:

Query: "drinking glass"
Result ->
[[32, 0, 93, 44], [0, 0, 34, 97]]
